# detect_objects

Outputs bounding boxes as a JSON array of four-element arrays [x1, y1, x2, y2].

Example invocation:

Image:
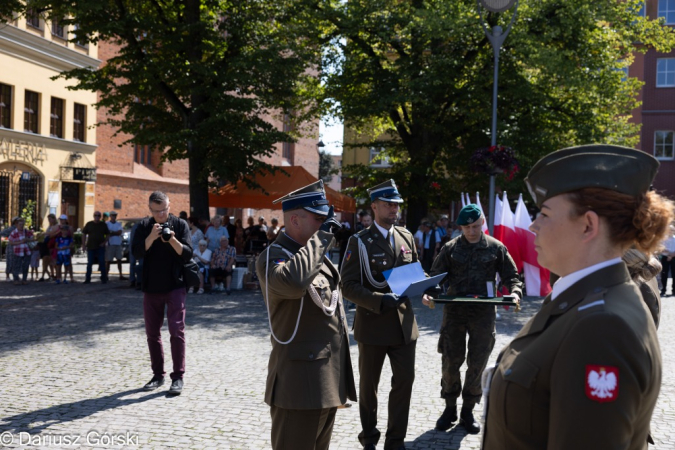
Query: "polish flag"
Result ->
[[497, 192, 522, 272], [493, 194, 504, 241], [514, 194, 551, 297], [475, 192, 489, 235]]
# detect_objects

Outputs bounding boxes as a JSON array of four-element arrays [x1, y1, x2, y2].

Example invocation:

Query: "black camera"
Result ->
[[160, 223, 172, 241]]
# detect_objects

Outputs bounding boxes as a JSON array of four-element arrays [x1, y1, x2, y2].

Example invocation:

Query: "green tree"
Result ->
[[5, 0, 321, 219], [318, 149, 338, 182], [309, 0, 675, 227]]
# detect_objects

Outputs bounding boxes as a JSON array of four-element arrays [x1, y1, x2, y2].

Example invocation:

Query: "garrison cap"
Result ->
[[368, 179, 404, 203], [273, 180, 330, 216], [457, 204, 483, 226], [525, 144, 659, 208]]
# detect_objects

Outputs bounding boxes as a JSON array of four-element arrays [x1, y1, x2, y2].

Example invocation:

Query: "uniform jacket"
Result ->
[[483, 263, 661, 450], [431, 233, 523, 299], [340, 224, 420, 346], [256, 231, 357, 410]]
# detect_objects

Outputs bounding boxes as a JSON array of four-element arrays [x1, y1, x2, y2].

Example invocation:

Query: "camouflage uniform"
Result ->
[[430, 233, 522, 408]]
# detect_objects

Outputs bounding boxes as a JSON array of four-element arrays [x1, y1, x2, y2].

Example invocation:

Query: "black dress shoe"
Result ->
[[168, 378, 183, 395], [460, 409, 481, 434], [363, 444, 376, 450], [143, 376, 165, 390]]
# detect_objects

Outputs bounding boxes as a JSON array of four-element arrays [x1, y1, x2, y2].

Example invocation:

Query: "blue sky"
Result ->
[[320, 118, 343, 156]]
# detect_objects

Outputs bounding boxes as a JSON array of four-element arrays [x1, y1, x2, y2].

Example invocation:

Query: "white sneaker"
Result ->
[[187, 287, 194, 294], [218, 283, 225, 291], [197, 288, 204, 294]]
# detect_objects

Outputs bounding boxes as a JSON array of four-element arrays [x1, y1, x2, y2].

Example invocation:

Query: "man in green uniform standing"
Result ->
[[429, 204, 522, 434], [341, 179, 430, 450], [256, 180, 356, 450]]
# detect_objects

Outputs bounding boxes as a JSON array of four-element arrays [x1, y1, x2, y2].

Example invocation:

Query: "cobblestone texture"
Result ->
[[0, 258, 673, 449]]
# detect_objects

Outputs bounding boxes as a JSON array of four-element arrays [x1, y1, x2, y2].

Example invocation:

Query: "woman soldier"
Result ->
[[482, 145, 673, 450]]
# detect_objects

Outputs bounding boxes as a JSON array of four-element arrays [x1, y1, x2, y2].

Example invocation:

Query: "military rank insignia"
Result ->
[[585, 365, 618, 403]]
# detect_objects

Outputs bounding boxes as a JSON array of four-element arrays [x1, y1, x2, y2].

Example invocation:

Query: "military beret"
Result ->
[[272, 180, 330, 216], [368, 179, 404, 203], [457, 204, 482, 226], [525, 144, 659, 208]]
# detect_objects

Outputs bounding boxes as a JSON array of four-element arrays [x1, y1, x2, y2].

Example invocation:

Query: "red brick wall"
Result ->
[[95, 174, 190, 219]]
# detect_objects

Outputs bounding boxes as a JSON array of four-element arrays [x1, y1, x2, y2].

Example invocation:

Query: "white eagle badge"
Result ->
[[585, 365, 619, 403]]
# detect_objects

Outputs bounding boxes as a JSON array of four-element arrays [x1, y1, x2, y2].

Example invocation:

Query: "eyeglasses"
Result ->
[[149, 206, 169, 214]]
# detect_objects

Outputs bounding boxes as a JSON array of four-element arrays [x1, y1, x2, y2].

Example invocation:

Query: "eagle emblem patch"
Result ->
[[585, 365, 618, 403]]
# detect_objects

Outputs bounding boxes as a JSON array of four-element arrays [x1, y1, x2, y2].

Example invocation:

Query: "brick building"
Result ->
[[95, 41, 321, 224], [631, 0, 675, 198]]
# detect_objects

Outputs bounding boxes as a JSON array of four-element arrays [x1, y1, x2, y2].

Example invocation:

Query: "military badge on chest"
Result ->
[[585, 365, 619, 403]]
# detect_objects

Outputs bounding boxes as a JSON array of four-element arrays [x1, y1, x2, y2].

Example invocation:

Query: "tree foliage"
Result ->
[[4, 0, 322, 219], [318, 149, 338, 182], [306, 0, 675, 227]]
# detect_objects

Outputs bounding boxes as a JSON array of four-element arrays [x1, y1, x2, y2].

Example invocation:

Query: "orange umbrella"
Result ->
[[209, 166, 355, 213]]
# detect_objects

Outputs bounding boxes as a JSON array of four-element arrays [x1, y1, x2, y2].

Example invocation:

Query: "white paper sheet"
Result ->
[[383, 262, 447, 298]]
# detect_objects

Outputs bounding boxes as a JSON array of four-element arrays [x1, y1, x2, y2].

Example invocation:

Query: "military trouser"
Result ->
[[438, 303, 496, 408]]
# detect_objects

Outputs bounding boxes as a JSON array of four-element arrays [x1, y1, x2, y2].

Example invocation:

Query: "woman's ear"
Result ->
[[581, 210, 600, 243]]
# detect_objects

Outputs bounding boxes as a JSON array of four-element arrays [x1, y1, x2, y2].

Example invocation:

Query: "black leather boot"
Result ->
[[435, 399, 458, 431], [459, 406, 481, 434]]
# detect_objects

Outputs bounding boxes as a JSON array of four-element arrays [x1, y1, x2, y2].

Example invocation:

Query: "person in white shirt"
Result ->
[[191, 240, 212, 294], [105, 211, 126, 280]]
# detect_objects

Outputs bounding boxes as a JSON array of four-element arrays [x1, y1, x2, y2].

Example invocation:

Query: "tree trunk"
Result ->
[[188, 150, 210, 220]]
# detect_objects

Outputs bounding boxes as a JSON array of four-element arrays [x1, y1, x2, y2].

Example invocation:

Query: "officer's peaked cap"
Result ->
[[273, 180, 330, 216], [368, 179, 403, 203]]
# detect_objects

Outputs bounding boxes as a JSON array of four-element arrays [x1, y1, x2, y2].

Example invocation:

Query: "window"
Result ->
[[134, 144, 151, 165], [659, 0, 675, 24], [71, 23, 88, 48], [655, 131, 674, 159], [0, 83, 11, 129], [657, 58, 675, 87], [50, 97, 64, 138], [24, 90, 39, 133], [369, 147, 392, 167], [51, 19, 65, 39], [26, 9, 41, 29], [281, 113, 294, 162], [73, 103, 85, 142]]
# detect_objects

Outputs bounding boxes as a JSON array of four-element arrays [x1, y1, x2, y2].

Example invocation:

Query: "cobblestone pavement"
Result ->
[[0, 261, 674, 449]]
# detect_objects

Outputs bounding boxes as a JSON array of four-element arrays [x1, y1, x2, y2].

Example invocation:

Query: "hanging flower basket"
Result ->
[[470, 145, 520, 180]]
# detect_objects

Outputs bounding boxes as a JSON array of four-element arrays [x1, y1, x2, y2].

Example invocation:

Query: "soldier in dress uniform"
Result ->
[[340, 179, 431, 450], [427, 204, 523, 434], [256, 180, 357, 450], [482, 144, 673, 450]]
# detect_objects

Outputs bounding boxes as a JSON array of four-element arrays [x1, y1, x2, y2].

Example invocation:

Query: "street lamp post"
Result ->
[[478, 0, 519, 234]]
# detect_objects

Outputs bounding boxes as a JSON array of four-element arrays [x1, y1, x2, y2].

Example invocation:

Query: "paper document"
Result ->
[[383, 262, 447, 298]]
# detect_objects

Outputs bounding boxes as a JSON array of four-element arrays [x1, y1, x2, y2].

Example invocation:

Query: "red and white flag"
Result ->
[[493, 194, 504, 241], [498, 192, 523, 272], [514, 194, 551, 297], [475, 192, 489, 235]]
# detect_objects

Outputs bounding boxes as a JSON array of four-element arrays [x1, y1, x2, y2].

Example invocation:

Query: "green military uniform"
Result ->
[[430, 228, 522, 415], [257, 181, 356, 450], [482, 144, 663, 450], [340, 179, 420, 450]]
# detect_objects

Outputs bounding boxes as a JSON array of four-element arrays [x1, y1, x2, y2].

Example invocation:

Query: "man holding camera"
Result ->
[[132, 191, 193, 395], [256, 180, 356, 450]]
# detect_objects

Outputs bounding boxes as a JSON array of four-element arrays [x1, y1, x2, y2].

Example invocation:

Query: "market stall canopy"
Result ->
[[209, 166, 356, 213]]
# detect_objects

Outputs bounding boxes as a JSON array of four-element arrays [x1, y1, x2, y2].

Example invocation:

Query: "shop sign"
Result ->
[[0, 138, 47, 165], [73, 167, 97, 181]]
